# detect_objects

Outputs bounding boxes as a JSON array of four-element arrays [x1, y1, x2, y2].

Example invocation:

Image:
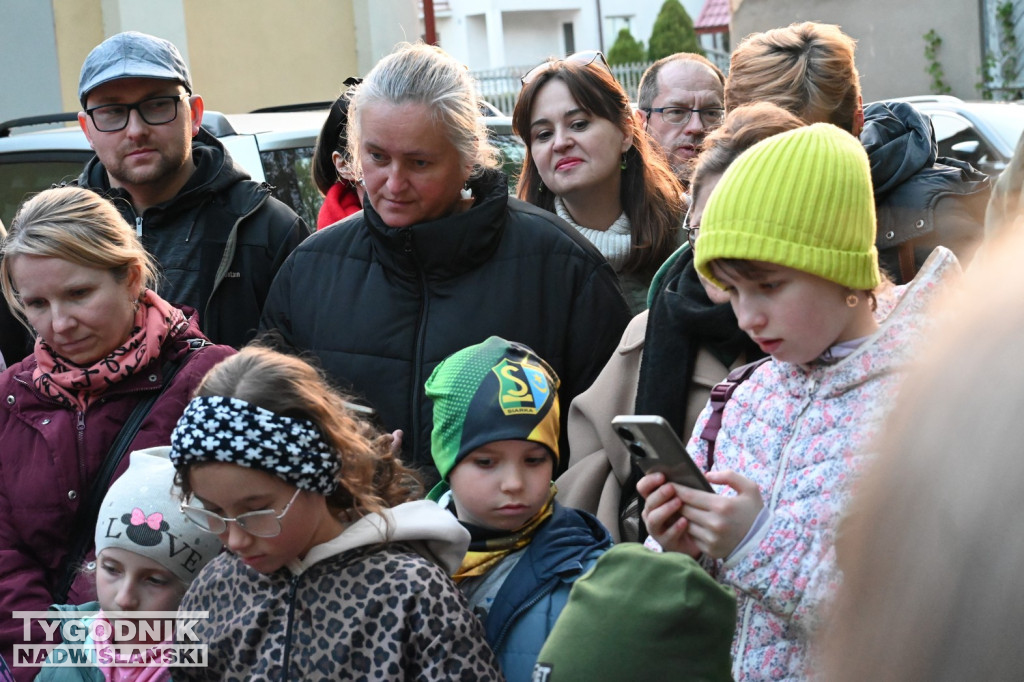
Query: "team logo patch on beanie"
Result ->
[[494, 358, 552, 416], [425, 336, 563, 500]]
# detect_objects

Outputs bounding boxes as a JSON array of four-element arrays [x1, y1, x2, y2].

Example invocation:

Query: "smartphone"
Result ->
[[611, 415, 714, 492]]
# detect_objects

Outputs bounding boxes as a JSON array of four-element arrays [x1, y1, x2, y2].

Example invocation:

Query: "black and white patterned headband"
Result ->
[[169, 395, 340, 495]]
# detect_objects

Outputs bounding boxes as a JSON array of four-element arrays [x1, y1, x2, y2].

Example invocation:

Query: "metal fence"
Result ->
[[472, 48, 731, 115]]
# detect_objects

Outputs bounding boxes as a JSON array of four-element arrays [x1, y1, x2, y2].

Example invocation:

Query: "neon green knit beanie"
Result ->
[[695, 122, 880, 291]]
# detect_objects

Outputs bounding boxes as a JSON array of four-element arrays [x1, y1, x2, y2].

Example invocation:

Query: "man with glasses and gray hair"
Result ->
[[76, 31, 310, 348], [637, 53, 725, 189]]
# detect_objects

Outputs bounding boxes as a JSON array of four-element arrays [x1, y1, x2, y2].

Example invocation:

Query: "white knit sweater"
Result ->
[[554, 197, 632, 272]]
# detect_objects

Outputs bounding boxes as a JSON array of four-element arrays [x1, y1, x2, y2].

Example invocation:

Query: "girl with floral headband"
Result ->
[[168, 346, 502, 681]]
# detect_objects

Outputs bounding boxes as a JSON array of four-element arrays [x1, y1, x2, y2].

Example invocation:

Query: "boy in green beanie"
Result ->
[[426, 336, 612, 682]]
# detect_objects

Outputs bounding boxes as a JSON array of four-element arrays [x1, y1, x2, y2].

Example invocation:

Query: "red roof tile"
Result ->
[[695, 0, 730, 33]]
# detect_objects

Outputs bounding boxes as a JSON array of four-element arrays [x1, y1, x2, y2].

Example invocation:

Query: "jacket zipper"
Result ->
[[403, 229, 430, 463], [280, 574, 300, 681], [205, 191, 268, 333], [75, 411, 87, 486], [493, 567, 584, 653], [492, 582, 554, 652], [135, 216, 143, 238]]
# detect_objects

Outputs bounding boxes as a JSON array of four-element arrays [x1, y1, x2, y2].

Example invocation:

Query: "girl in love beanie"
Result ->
[[695, 122, 880, 291]]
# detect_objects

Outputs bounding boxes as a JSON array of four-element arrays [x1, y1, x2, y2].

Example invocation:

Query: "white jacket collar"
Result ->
[[288, 500, 469, 576]]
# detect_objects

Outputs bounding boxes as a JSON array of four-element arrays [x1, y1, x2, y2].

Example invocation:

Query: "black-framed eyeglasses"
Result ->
[[179, 488, 302, 538], [683, 203, 699, 250], [643, 106, 725, 128], [521, 50, 611, 85], [85, 94, 188, 133]]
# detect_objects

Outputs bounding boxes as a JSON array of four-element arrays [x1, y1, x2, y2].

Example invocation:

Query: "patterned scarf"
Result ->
[[33, 290, 186, 412], [452, 484, 557, 583]]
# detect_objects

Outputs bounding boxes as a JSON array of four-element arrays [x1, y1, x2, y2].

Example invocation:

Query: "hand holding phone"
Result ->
[[612, 415, 713, 493]]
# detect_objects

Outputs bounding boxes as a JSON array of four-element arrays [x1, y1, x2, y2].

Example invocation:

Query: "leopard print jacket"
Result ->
[[173, 542, 504, 681]]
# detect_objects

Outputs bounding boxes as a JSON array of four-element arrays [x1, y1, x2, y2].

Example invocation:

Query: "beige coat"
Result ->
[[556, 310, 744, 541]]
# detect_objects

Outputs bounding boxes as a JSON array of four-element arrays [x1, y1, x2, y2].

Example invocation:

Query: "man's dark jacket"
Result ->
[[260, 170, 631, 483], [862, 101, 991, 283], [0, 296, 30, 367], [77, 129, 311, 348]]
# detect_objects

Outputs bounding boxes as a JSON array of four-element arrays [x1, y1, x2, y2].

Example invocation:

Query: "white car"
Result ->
[[890, 95, 1024, 179]]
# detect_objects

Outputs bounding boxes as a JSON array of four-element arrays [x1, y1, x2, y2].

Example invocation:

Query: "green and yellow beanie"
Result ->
[[533, 543, 736, 681], [695, 122, 880, 291], [426, 336, 560, 501]]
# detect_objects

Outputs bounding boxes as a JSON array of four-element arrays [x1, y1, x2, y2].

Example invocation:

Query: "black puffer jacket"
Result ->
[[77, 129, 311, 348], [861, 101, 991, 283], [260, 170, 631, 482], [0, 294, 30, 368]]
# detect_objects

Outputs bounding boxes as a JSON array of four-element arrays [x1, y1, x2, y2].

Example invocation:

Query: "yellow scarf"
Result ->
[[452, 484, 557, 583]]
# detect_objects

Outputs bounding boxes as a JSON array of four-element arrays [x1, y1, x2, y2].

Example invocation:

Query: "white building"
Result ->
[[425, 0, 709, 71], [428, 0, 601, 70]]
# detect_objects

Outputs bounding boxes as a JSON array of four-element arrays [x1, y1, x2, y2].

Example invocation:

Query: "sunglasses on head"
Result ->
[[521, 50, 612, 86]]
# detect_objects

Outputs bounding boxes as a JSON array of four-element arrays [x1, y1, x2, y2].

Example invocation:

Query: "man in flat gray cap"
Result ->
[[76, 31, 310, 348]]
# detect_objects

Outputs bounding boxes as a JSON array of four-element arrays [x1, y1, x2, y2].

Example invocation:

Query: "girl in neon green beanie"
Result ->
[[638, 122, 962, 681]]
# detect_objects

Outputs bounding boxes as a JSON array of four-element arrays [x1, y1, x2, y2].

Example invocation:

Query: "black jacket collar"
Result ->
[[362, 170, 510, 280]]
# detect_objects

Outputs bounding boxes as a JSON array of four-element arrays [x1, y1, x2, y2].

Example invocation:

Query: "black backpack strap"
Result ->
[[51, 338, 208, 603], [699, 357, 770, 470]]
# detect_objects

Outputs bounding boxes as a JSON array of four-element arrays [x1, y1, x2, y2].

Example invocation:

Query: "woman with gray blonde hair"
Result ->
[[261, 43, 630, 485], [0, 186, 234, 679]]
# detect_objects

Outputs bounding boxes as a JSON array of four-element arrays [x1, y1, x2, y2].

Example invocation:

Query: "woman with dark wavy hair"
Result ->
[[514, 51, 685, 313]]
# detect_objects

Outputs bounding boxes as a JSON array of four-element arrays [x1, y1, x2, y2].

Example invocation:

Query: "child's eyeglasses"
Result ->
[[521, 50, 611, 85], [179, 488, 302, 538], [683, 203, 699, 250]]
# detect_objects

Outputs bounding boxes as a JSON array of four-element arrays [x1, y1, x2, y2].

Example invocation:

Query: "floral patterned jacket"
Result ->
[[688, 248, 960, 681]]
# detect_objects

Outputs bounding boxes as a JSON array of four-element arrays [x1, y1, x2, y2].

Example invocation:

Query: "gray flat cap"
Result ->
[[79, 31, 192, 107]]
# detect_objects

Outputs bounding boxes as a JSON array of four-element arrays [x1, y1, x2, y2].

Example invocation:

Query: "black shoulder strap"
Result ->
[[699, 357, 771, 470], [52, 339, 208, 603]]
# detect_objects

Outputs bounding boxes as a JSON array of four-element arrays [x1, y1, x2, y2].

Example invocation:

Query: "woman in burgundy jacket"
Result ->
[[0, 187, 234, 681]]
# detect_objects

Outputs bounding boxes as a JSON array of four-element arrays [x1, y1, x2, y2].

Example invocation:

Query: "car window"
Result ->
[[972, 106, 1024, 152], [491, 132, 525, 192], [259, 146, 321, 228], [0, 154, 90, 227], [928, 112, 999, 172]]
